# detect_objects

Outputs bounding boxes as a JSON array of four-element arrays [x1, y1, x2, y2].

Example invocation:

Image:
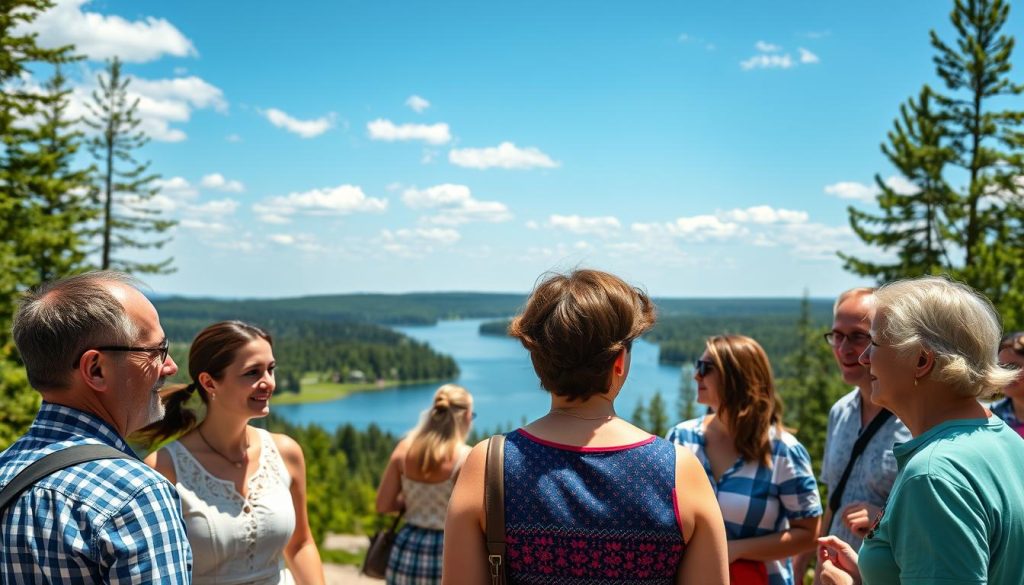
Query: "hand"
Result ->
[[817, 536, 860, 585], [840, 501, 880, 538]]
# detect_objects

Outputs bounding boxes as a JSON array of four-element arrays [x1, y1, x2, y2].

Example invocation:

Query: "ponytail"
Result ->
[[407, 384, 473, 475], [133, 382, 202, 447]]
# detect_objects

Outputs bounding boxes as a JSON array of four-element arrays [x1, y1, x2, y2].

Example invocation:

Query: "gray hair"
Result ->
[[12, 271, 142, 391], [874, 276, 1017, 400], [833, 287, 876, 316]]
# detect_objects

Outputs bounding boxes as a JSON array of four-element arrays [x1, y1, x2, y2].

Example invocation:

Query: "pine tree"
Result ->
[[85, 57, 176, 274], [840, 87, 958, 281], [778, 293, 847, 478], [630, 399, 648, 432], [842, 0, 1024, 329], [0, 0, 79, 448], [13, 67, 95, 283], [677, 365, 696, 422], [646, 392, 669, 437]]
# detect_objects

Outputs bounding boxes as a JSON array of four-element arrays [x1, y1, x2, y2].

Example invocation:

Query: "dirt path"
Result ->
[[324, 563, 379, 584]]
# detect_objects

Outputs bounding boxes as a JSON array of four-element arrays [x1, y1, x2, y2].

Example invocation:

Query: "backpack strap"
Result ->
[[0, 444, 131, 514], [484, 434, 507, 585], [827, 409, 894, 530]]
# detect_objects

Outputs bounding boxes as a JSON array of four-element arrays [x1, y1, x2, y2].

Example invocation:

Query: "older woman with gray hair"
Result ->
[[818, 276, 1024, 585]]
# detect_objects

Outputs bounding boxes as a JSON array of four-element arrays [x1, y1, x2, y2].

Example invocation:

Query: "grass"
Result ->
[[320, 548, 366, 566], [272, 377, 447, 405]]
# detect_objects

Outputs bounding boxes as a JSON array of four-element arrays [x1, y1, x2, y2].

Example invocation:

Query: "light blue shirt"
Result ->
[[820, 389, 911, 550]]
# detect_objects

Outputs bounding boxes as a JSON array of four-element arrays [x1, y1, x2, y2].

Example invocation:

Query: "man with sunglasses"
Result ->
[[793, 287, 910, 584], [0, 271, 192, 583]]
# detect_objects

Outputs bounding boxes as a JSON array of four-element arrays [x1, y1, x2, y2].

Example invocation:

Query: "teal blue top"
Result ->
[[858, 416, 1024, 585]]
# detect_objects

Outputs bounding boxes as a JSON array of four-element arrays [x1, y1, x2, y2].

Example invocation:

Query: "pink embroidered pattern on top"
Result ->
[[507, 528, 684, 580]]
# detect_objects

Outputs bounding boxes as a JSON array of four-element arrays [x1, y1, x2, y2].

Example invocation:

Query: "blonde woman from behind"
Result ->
[[376, 384, 474, 585]]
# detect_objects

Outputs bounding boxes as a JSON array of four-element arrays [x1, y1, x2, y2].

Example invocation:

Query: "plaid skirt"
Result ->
[[386, 524, 444, 585]]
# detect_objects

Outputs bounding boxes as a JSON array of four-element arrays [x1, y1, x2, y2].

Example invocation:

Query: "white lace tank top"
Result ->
[[400, 447, 469, 530], [165, 428, 296, 585]]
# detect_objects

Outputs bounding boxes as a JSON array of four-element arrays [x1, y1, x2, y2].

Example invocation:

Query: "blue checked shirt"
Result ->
[[991, 397, 1023, 432], [667, 417, 822, 585], [0, 402, 192, 584]]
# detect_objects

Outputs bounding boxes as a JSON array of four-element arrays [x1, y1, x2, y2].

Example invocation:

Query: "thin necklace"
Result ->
[[197, 425, 249, 469], [548, 408, 617, 421]]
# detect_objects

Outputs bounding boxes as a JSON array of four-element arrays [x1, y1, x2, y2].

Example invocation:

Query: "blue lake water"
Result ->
[[272, 319, 696, 435]]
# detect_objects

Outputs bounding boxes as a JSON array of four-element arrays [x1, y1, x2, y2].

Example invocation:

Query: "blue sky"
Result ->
[[22, 0, 1001, 298]]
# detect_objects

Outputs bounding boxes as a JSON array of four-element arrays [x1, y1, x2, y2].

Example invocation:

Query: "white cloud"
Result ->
[[525, 220, 540, 230], [65, 71, 227, 142], [180, 219, 228, 232], [741, 53, 794, 70], [378, 227, 461, 257], [366, 119, 451, 145], [255, 184, 388, 218], [825, 176, 918, 202], [721, 205, 808, 224], [262, 108, 335, 138], [449, 142, 560, 170], [401, 184, 512, 225], [226, 134, 242, 143], [130, 77, 227, 113], [200, 173, 245, 193], [632, 215, 745, 242], [188, 198, 239, 216], [546, 214, 621, 236], [155, 177, 198, 199], [755, 41, 782, 52], [268, 233, 323, 252], [257, 213, 291, 225], [22, 0, 196, 63], [405, 95, 430, 113], [798, 47, 820, 64]]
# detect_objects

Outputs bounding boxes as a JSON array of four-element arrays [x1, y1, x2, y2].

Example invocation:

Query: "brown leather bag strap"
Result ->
[[484, 434, 507, 585]]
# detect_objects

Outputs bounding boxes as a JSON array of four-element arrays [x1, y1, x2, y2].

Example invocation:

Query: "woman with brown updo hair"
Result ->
[[666, 334, 821, 585], [137, 321, 324, 585], [375, 383, 474, 584], [443, 269, 729, 585]]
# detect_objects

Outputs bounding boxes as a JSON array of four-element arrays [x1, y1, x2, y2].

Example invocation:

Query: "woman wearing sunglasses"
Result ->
[[667, 334, 822, 585], [375, 384, 474, 584]]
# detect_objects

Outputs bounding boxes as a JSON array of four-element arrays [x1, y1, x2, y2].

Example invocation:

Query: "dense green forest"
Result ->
[[155, 292, 526, 326], [479, 297, 834, 376], [163, 318, 458, 392]]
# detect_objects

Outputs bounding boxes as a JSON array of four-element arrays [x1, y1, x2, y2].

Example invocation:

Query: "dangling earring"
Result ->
[[913, 378, 918, 387]]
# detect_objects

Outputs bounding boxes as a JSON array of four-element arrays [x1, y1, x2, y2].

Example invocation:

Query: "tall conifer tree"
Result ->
[[842, 0, 1024, 329], [85, 57, 176, 274]]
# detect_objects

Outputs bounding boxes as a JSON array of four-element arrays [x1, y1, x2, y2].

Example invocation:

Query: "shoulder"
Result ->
[[269, 431, 305, 467], [143, 443, 178, 484], [51, 456, 179, 518], [666, 417, 703, 444], [773, 429, 814, 465], [829, 388, 860, 417]]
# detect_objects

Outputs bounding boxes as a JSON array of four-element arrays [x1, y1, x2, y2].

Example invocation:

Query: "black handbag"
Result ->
[[361, 511, 403, 579]]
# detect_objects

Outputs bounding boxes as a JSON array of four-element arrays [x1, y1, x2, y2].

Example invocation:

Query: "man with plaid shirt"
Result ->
[[0, 271, 192, 583]]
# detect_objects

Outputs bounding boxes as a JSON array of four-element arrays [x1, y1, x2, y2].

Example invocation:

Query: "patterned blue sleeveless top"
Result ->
[[504, 429, 686, 584]]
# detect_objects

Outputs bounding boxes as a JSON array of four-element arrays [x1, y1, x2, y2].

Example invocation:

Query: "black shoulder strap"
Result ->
[[484, 434, 507, 585], [0, 444, 131, 514], [828, 409, 894, 522]]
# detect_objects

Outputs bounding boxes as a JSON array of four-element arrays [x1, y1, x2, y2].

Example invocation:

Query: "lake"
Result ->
[[272, 319, 697, 435]]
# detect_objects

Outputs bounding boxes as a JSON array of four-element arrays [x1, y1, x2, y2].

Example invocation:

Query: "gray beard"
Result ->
[[145, 379, 167, 426]]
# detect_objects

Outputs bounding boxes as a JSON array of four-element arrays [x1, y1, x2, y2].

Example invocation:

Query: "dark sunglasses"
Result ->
[[694, 359, 714, 377], [72, 340, 170, 369]]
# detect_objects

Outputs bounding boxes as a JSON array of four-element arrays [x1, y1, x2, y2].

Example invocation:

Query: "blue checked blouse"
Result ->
[[0, 402, 192, 583], [667, 417, 821, 585]]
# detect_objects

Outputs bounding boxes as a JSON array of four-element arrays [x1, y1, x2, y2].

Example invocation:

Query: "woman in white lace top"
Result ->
[[376, 384, 474, 585], [138, 321, 324, 585]]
